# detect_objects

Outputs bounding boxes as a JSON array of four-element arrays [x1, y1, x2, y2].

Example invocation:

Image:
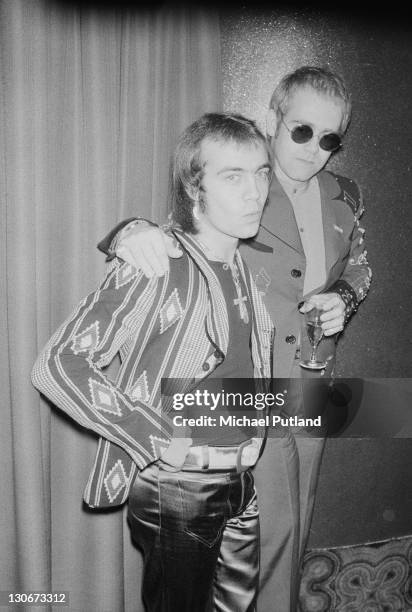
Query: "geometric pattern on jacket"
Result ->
[[32, 230, 274, 508]]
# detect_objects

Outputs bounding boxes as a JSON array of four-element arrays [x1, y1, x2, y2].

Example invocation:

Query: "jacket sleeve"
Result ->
[[329, 178, 372, 322], [31, 258, 173, 467]]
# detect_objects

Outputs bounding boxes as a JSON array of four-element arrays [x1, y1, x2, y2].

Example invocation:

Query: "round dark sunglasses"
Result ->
[[281, 116, 342, 152]]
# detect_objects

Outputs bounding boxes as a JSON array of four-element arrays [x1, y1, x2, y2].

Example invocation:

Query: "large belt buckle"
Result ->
[[208, 446, 236, 470], [236, 438, 260, 473]]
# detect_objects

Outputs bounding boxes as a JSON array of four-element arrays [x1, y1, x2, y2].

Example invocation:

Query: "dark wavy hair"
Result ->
[[171, 112, 272, 234]]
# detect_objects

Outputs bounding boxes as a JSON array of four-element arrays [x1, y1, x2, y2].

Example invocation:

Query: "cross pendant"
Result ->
[[233, 295, 249, 324]]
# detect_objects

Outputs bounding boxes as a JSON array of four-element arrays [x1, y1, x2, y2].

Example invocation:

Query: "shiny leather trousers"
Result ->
[[127, 461, 259, 612]]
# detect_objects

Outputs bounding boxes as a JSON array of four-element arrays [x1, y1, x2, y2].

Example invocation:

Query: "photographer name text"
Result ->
[[172, 415, 322, 428]]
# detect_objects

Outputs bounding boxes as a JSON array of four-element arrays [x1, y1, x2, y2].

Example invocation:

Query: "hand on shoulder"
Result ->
[[116, 222, 182, 277]]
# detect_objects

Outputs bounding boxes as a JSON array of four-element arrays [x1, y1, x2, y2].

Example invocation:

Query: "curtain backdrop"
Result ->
[[0, 1, 221, 609]]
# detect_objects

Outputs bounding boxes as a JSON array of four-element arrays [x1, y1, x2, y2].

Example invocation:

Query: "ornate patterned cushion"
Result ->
[[300, 536, 412, 611]]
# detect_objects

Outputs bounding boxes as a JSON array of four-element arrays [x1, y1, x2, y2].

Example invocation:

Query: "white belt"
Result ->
[[181, 438, 262, 472]]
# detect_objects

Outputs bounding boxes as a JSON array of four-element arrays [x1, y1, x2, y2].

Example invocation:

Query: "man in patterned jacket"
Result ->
[[100, 67, 372, 610], [32, 113, 275, 612]]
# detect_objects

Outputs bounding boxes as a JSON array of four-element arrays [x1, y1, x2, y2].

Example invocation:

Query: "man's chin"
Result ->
[[238, 223, 261, 240], [290, 168, 319, 182]]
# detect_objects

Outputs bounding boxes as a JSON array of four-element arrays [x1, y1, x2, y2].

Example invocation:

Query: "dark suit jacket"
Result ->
[[241, 170, 371, 379]]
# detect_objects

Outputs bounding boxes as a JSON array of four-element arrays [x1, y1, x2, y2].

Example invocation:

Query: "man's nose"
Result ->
[[303, 135, 320, 155], [244, 175, 260, 200]]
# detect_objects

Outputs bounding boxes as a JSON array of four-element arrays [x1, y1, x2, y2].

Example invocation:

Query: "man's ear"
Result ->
[[266, 108, 278, 138]]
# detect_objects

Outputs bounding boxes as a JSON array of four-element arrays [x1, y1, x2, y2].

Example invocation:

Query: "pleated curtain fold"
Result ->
[[0, 1, 221, 609]]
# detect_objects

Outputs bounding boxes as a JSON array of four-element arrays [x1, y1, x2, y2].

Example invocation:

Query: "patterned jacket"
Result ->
[[32, 231, 273, 508]]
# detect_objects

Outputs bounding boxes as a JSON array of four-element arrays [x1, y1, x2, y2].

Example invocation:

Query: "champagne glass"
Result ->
[[300, 306, 327, 370]]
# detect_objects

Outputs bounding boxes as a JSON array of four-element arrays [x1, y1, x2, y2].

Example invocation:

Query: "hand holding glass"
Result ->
[[300, 305, 327, 370]]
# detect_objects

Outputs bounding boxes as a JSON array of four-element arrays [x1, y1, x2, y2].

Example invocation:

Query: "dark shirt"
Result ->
[[192, 259, 255, 446]]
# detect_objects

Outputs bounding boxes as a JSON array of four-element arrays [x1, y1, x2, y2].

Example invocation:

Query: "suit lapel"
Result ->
[[260, 174, 303, 254], [260, 170, 345, 297], [318, 171, 344, 277], [235, 252, 273, 378], [172, 231, 229, 355]]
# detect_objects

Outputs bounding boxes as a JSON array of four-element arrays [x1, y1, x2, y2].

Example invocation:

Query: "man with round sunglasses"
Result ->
[[279, 111, 342, 152], [98, 67, 372, 610]]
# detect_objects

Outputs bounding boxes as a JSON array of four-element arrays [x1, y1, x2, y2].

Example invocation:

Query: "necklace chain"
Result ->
[[193, 236, 249, 324], [192, 235, 232, 263]]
